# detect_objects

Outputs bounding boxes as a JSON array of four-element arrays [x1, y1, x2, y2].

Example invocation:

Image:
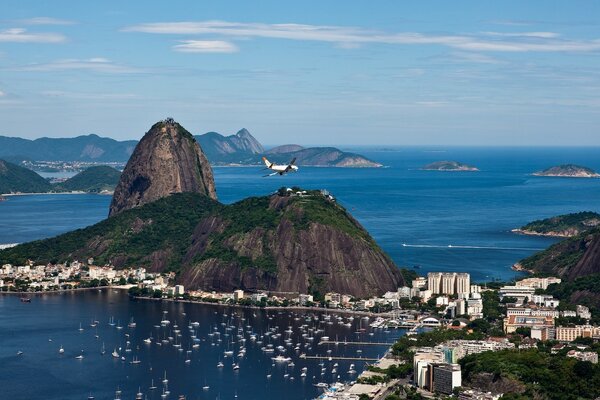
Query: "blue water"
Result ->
[[0, 291, 399, 400], [2, 147, 600, 399], [4, 147, 598, 281]]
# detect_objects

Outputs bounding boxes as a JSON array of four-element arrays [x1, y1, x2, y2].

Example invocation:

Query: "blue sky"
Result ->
[[1, 1, 600, 145]]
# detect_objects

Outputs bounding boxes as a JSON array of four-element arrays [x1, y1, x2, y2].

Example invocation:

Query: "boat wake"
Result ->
[[401, 243, 544, 251]]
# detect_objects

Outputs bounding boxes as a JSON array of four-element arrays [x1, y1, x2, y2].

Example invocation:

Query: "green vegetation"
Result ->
[[460, 349, 600, 400], [544, 273, 600, 324], [518, 229, 594, 276], [422, 160, 478, 171], [54, 165, 121, 192], [0, 192, 219, 267], [0, 188, 380, 278], [518, 211, 600, 236], [392, 328, 485, 362], [0, 159, 52, 194]]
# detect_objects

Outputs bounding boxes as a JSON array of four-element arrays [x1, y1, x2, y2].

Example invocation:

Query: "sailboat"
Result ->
[[78, 322, 84, 332], [112, 348, 119, 358], [149, 379, 157, 390], [75, 350, 84, 360], [100, 343, 106, 355], [59, 345, 64, 354], [135, 387, 143, 400], [162, 370, 169, 384], [109, 316, 116, 326]]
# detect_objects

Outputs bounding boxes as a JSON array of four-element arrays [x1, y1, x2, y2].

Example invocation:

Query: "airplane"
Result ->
[[262, 157, 299, 177]]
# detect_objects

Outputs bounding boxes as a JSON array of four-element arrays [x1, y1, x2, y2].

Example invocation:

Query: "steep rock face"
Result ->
[[179, 194, 403, 298], [518, 229, 600, 280], [109, 119, 216, 216]]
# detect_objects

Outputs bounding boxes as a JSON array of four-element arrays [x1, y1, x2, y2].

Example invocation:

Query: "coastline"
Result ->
[[511, 228, 572, 238], [1, 191, 111, 197], [129, 295, 398, 318], [0, 285, 134, 295]]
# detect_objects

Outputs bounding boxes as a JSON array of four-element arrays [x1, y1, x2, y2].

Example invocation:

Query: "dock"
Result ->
[[299, 354, 380, 361], [318, 341, 394, 346]]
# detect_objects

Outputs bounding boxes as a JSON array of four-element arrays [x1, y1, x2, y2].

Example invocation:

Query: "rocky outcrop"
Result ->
[[109, 119, 217, 216], [422, 161, 478, 171], [179, 194, 403, 298], [533, 164, 599, 178]]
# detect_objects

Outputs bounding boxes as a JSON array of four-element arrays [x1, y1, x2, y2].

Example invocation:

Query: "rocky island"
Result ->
[[54, 166, 121, 194], [533, 164, 600, 178], [422, 160, 479, 171], [0, 119, 403, 298], [512, 211, 600, 238]]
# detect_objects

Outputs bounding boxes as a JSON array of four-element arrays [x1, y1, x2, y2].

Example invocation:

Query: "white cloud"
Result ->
[[16, 58, 142, 73], [41, 90, 138, 100], [123, 20, 600, 53], [482, 31, 560, 38], [173, 40, 239, 53], [0, 28, 66, 43], [449, 52, 504, 64], [0, 90, 5, 97], [18, 17, 76, 26]]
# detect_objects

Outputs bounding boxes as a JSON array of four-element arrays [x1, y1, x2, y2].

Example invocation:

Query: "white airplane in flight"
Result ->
[[262, 157, 299, 177]]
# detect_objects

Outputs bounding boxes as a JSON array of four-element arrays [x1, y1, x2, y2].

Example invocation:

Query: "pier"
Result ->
[[299, 354, 380, 361], [318, 341, 394, 346]]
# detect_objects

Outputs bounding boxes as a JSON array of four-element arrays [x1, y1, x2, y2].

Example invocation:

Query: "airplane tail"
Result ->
[[262, 156, 273, 169]]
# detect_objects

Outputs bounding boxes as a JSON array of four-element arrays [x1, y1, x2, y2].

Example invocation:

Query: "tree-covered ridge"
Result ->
[[0, 159, 52, 194], [54, 166, 121, 192], [0, 192, 219, 267], [421, 160, 478, 171], [517, 211, 600, 237], [460, 348, 600, 400], [0, 189, 383, 274], [518, 228, 598, 276]]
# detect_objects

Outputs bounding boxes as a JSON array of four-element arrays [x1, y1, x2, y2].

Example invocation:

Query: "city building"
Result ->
[[413, 350, 445, 389], [503, 315, 554, 334], [555, 325, 600, 342], [428, 272, 443, 295], [516, 276, 561, 290], [459, 389, 501, 400], [432, 363, 462, 395], [566, 350, 598, 364], [233, 289, 244, 301], [498, 285, 535, 303]]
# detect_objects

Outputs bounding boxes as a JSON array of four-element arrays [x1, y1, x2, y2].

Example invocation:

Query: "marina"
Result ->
[[0, 290, 404, 400]]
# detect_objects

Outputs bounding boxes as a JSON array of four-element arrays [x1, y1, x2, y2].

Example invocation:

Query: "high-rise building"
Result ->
[[433, 363, 462, 395], [427, 272, 443, 294], [455, 273, 471, 296], [441, 273, 456, 295]]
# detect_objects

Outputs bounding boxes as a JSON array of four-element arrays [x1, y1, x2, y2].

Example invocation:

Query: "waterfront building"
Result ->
[[233, 289, 244, 301], [324, 292, 341, 303], [172, 285, 184, 296], [298, 293, 313, 306]]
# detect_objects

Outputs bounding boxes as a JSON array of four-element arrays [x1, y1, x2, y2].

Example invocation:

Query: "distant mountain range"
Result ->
[[0, 129, 381, 167]]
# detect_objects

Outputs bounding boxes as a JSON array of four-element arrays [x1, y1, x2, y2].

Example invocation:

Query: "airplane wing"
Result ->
[[284, 158, 297, 172], [262, 171, 279, 177], [289, 157, 297, 165]]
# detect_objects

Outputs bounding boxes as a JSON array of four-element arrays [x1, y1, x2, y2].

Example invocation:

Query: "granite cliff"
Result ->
[[109, 119, 217, 216]]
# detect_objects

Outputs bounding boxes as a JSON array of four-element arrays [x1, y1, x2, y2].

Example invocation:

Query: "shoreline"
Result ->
[[1, 191, 111, 197], [0, 285, 133, 295], [511, 228, 573, 238], [131, 294, 398, 318]]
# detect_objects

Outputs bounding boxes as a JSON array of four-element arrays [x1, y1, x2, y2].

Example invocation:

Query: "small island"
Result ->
[[533, 164, 600, 178], [512, 211, 600, 238], [422, 160, 479, 171]]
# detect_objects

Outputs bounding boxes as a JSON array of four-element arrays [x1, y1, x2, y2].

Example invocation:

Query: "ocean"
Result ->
[[1, 146, 600, 399], [2, 146, 600, 281]]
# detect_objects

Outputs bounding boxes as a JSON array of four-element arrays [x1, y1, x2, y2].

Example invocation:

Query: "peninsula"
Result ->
[[0, 119, 403, 298], [512, 211, 600, 238]]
